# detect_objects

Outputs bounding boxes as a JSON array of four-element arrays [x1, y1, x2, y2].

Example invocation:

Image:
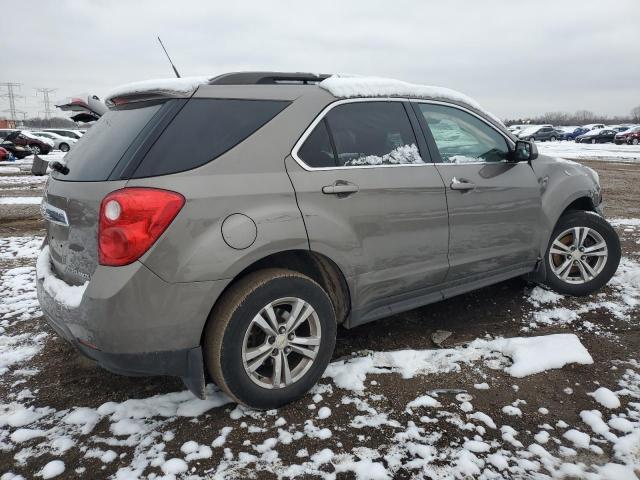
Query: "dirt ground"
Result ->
[[0, 159, 639, 479]]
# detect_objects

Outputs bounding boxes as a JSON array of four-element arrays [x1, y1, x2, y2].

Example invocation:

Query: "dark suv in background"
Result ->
[[37, 72, 620, 409]]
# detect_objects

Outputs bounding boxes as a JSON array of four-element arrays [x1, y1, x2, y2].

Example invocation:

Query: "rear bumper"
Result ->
[[36, 247, 229, 398]]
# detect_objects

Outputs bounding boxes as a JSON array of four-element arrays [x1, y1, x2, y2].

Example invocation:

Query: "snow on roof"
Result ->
[[319, 75, 504, 126], [105, 76, 210, 105]]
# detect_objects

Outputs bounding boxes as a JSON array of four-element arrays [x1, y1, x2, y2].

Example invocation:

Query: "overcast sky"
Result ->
[[3, 0, 639, 120]]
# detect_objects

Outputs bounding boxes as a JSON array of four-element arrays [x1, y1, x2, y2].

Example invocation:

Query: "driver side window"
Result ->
[[417, 104, 509, 163]]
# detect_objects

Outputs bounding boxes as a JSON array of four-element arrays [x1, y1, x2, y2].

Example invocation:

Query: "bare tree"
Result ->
[[632, 106, 640, 123]]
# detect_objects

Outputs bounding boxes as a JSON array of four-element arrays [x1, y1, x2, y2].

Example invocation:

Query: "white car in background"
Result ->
[[583, 123, 605, 131], [42, 128, 83, 140], [32, 131, 76, 152]]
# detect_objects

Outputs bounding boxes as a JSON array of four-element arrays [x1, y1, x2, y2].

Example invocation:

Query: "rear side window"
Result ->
[[325, 102, 422, 167], [53, 103, 163, 181], [133, 99, 290, 178]]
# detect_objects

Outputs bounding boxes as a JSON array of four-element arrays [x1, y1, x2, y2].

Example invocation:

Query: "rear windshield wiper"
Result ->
[[50, 161, 69, 175]]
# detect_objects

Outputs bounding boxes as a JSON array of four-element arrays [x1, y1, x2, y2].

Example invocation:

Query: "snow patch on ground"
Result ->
[[537, 141, 640, 162], [324, 334, 591, 391], [0, 197, 42, 205]]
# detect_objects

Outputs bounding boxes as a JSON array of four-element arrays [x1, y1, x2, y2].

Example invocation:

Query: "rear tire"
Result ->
[[632, 138, 639, 145], [59, 143, 70, 152], [550, 136, 556, 142], [203, 268, 336, 409], [543, 211, 620, 296]]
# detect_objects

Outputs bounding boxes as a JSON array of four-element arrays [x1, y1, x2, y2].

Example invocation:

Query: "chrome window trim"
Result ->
[[291, 97, 517, 171], [290, 97, 438, 171], [411, 99, 516, 166]]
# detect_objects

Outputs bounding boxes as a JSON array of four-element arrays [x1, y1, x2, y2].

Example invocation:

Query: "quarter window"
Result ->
[[417, 104, 509, 163], [297, 120, 336, 168]]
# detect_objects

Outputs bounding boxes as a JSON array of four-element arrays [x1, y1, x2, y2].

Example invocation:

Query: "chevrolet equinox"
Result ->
[[37, 72, 621, 409]]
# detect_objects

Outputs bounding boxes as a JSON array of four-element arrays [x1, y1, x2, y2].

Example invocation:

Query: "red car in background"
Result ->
[[0, 146, 9, 161], [615, 126, 640, 145]]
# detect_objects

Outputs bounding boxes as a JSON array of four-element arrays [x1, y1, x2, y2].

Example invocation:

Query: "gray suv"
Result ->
[[37, 72, 620, 409]]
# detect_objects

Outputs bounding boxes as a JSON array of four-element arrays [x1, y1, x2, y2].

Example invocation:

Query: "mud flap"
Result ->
[[182, 347, 206, 399]]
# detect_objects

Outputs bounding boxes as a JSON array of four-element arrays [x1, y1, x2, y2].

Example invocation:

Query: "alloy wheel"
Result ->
[[242, 297, 321, 389], [549, 227, 608, 284]]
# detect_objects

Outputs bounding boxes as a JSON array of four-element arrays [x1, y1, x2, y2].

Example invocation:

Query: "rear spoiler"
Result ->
[[104, 76, 210, 108]]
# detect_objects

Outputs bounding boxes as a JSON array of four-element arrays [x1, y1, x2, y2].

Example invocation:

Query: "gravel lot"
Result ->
[[0, 157, 639, 479]]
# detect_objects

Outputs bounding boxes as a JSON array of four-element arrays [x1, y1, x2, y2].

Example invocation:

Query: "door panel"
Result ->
[[285, 157, 449, 319], [413, 101, 542, 282], [436, 162, 541, 281]]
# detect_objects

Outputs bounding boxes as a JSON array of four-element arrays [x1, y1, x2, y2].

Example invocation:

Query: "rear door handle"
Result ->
[[322, 181, 359, 195], [450, 177, 476, 191]]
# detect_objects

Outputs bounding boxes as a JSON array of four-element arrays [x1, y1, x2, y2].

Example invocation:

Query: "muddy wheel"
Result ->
[[544, 211, 620, 296], [203, 268, 336, 409]]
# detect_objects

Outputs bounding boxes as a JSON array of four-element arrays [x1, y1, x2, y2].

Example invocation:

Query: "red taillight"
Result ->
[[99, 188, 185, 266]]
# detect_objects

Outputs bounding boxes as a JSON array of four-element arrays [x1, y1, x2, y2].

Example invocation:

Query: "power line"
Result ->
[[35, 87, 57, 120], [0, 82, 25, 123]]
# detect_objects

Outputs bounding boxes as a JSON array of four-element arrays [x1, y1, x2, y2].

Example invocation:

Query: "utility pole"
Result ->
[[35, 87, 57, 120], [0, 82, 24, 124]]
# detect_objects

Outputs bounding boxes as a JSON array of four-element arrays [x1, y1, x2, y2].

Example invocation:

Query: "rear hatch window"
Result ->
[[52, 103, 164, 181]]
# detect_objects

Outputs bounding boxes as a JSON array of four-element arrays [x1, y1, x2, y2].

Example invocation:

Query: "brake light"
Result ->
[[99, 188, 185, 266]]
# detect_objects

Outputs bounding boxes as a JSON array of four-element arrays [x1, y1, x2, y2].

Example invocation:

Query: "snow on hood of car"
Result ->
[[580, 128, 604, 137], [21, 131, 54, 147], [517, 126, 540, 136], [319, 75, 504, 126], [104, 76, 210, 105]]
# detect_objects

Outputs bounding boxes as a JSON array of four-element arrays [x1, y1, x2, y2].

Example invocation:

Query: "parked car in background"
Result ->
[[0, 141, 31, 159], [2, 130, 53, 155], [32, 131, 76, 152], [517, 125, 564, 142], [0, 128, 17, 140], [42, 129, 83, 140], [563, 127, 591, 141], [583, 123, 605, 131], [0, 146, 10, 161], [37, 72, 620, 408], [615, 126, 640, 145], [610, 125, 635, 133], [576, 128, 618, 144], [508, 124, 527, 134]]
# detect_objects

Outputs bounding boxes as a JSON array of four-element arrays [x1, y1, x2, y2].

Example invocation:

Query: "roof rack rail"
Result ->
[[208, 72, 332, 86]]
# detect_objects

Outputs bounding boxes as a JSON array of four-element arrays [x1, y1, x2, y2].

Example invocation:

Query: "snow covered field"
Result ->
[[537, 142, 640, 162], [0, 161, 639, 479]]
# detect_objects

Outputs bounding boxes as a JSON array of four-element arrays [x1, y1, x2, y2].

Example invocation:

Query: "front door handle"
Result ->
[[450, 177, 476, 191], [322, 181, 359, 196]]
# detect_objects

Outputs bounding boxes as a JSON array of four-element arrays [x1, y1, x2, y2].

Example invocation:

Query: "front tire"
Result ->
[[59, 143, 70, 152], [28, 144, 40, 155], [631, 138, 639, 145], [543, 211, 620, 296], [203, 269, 336, 409], [550, 136, 556, 142]]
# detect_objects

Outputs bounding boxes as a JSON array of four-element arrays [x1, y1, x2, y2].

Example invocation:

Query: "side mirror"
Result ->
[[513, 140, 538, 162]]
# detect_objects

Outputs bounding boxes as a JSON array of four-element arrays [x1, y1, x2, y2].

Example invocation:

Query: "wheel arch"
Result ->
[[201, 249, 352, 344], [530, 192, 599, 283]]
